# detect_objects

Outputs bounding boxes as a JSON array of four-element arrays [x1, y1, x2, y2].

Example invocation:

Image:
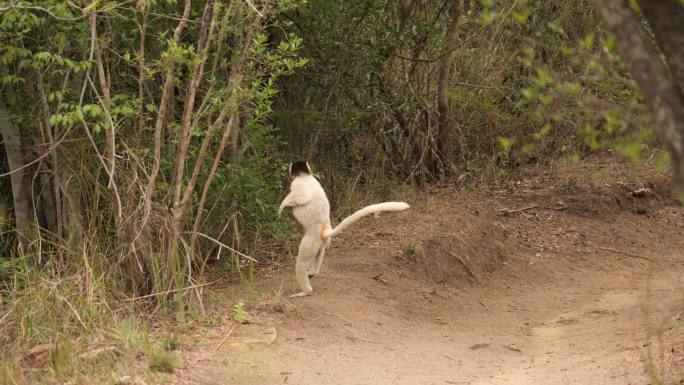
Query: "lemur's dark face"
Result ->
[[289, 160, 311, 177]]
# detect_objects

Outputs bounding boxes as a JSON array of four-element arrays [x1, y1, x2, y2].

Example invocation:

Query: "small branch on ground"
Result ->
[[372, 273, 387, 284], [450, 252, 479, 283], [216, 325, 237, 350], [598, 247, 651, 261], [123, 279, 221, 302], [498, 205, 539, 216]]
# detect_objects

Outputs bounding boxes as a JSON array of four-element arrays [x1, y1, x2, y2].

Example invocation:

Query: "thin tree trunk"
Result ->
[[189, 15, 262, 249], [145, 0, 192, 199], [33, 130, 58, 236], [62, 171, 83, 243], [136, 0, 191, 269], [190, 113, 240, 249], [157, 0, 216, 279], [591, 0, 684, 190], [0, 101, 33, 245], [171, 0, 215, 215], [136, 6, 149, 143], [36, 76, 62, 238], [436, 0, 463, 174], [636, 1, 684, 97], [89, 9, 123, 222], [89, 12, 114, 188]]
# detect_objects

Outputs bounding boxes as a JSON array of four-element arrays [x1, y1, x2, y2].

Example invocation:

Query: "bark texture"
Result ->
[[638, 0, 684, 97], [437, 0, 464, 173], [591, 0, 684, 190], [0, 101, 33, 243]]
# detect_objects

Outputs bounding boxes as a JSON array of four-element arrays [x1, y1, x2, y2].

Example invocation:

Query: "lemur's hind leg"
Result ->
[[290, 234, 321, 298], [308, 238, 330, 278]]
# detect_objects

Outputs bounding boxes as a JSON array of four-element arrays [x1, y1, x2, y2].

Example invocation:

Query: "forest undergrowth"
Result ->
[[2, 0, 684, 383]]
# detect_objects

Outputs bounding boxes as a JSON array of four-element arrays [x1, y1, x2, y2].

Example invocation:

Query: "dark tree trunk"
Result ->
[[0, 101, 34, 245], [591, 0, 684, 190], [637, 1, 684, 98]]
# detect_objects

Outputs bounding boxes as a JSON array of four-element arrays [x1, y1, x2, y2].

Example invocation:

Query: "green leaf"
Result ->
[[564, 82, 581, 96], [535, 68, 551, 87], [521, 87, 534, 100], [547, 19, 566, 36], [538, 93, 553, 106], [579, 124, 600, 150], [654, 151, 671, 174], [512, 10, 530, 24], [49, 114, 60, 126], [614, 141, 642, 163], [82, 0, 101, 14], [533, 124, 551, 140], [497, 136, 514, 151], [579, 33, 594, 50]]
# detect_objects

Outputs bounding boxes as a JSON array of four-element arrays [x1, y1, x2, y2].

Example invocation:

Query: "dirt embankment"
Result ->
[[174, 160, 684, 385]]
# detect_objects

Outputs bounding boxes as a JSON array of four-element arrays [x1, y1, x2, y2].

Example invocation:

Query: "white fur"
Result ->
[[322, 202, 410, 238], [279, 173, 409, 297]]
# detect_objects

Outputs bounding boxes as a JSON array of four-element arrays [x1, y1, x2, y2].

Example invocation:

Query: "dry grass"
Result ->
[[0, 235, 211, 384]]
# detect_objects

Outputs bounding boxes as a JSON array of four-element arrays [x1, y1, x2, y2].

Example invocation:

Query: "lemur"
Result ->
[[278, 161, 409, 297]]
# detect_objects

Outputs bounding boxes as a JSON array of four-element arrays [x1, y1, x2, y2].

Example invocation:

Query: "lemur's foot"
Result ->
[[289, 290, 312, 298]]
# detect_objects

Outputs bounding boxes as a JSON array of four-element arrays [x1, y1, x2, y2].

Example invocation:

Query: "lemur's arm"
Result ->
[[278, 188, 312, 217]]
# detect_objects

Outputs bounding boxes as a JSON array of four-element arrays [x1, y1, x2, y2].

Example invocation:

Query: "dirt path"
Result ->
[[175, 163, 684, 385]]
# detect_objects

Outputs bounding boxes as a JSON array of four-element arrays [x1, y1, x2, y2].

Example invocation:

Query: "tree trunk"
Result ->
[[637, 1, 684, 97], [36, 77, 61, 237], [0, 101, 34, 245], [436, 0, 464, 174], [591, 0, 684, 190]]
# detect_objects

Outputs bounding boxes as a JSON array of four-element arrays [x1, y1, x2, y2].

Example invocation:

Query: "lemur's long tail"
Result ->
[[321, 202, 409, 239]]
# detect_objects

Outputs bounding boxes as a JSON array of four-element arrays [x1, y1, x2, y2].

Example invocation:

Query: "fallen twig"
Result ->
[[498, 204, 539, 216], [266, 327, 277, 345], [216, 324, 238, 350], [372, 273, 387, 284], [450, 252, 479, 283], [123, 278, 221, 301], [598, 247, 651, 261], [79, 346, 119, 360]]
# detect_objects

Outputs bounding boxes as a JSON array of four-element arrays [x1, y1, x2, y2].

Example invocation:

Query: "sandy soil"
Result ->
[[174, 161, 684, 385]]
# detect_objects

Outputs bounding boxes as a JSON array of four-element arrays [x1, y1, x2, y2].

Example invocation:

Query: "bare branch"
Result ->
[[172, 0, 216, 214], [0, 3, 87, 21], [187, 231, 258, 263], [145, 0, 192, 196], [244, 0, 264, 17], [89, 10, 116, 192], [0, 129, 70, 178]]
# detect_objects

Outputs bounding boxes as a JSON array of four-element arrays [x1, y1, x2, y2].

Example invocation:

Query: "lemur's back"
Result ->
[[291, 174, 331, 232]]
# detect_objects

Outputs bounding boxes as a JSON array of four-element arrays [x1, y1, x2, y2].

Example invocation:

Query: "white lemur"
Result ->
[[278, 160, 409, 297]]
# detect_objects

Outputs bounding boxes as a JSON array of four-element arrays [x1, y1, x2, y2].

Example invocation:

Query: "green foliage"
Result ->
[[0, 1, 677, 382], [0, 0, 305, 381], [271, 0, 657, 184], [149, 349, 178, 373], [232, 301, 248, 322]]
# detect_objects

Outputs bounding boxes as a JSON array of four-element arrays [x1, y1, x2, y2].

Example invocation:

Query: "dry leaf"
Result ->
[[21, 343, 54, 369]]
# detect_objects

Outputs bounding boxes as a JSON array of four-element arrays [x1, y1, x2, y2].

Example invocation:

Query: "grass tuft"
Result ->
[[148, 349, 178, 373]]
